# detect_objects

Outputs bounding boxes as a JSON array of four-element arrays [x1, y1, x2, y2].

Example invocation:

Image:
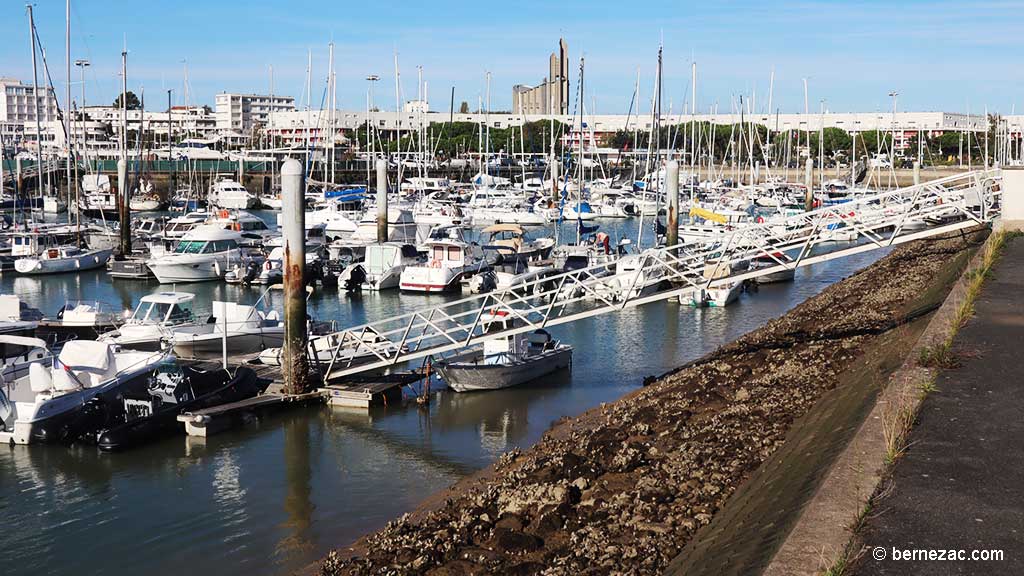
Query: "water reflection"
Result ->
[[276, 416, 313, 564]]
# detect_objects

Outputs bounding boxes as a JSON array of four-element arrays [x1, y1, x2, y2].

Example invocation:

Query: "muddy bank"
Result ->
[[320, 229, 987, 576]]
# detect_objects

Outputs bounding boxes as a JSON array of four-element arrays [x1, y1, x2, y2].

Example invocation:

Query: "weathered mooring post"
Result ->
[[913, 161, 921, 186], [238, 157, 245, 184], [804, 158, 814, 211], [280, 158, 309, 394], [551, 158, 560, 205], [117, 157, 131, 253], [376, 159, 388, 243], [666, 160, 679, 248]]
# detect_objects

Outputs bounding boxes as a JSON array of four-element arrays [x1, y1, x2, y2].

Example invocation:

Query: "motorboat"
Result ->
[[260, 328, 403, 370], [358, 243, 421, 291], [400, 227, 488, 293], [481, 223, 555, 264], [435, 310, 572, 392], [594, 245, 668, 301], [93, 362, 261, 452], [749, 252, 796, 284], [208, 178, 258, 209], [0, 340, 166, 445], [0, 335, 51, 383], [35, 300, 121, 343], [99, 292, 201, 351], [685, 259, 744, 307], [160, 211, 211, 241], [146, 225, 244, 283], [207, 210, 275, 247], [468, 261, 555, 295], [170, 300, 284, 358], [0, 295, 43, 337]]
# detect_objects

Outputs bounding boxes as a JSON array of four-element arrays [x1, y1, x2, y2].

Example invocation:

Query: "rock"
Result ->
[[490, 527, 543, 553], [735, 387, 750, 401]]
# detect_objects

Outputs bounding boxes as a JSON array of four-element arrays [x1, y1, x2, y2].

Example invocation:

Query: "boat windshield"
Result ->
[[174, 240, 208, 254], [366, 246, 398, 272]]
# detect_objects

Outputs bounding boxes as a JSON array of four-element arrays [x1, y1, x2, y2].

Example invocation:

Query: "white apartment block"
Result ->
[[0, 77, 58, 125], [215, 92, 295, 133]]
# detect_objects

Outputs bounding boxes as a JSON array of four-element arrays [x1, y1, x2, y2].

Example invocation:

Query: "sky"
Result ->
[[2, 0, 1023, 116]]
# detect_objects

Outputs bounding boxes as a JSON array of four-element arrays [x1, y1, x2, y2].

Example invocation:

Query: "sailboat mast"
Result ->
[[65, 0, 73, 216], [120, 47, 131, 254], [28, 5, 42, 204]]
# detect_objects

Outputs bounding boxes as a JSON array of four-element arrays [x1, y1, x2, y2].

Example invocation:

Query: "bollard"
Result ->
[[804, 158, 814, 212], [913, 161, 920, 186], [666, 160, 679, 248], [376, 159, 388, 243], [280, 158, 309, 395], [117, 158, 131, 254], [238, 157, 245, 183]]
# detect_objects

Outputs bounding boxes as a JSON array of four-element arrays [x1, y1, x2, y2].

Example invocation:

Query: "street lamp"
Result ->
[[888, 91, 899, 159], [366, 74, 380, 186]]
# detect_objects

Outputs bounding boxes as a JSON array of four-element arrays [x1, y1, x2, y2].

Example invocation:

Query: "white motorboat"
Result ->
[[468, 261, 555, 295], [207, 210, 275, 247], [36, 300, 121, 343], [160, 211, 211, 241], [0, 335, 51, 382], [0, 340, 166, 445], [14, 245, 112, 275], [400, 227, 487, 293], [208, 178, 258, 209], [99, 292, 200, 351], [261, 328, 402, 369], [749, 252, 796, 284], [147, 225, 244, 283], [436, 310, 572, 392], [359, 243, 421, 291], [170, 301, 284, 358], [481, 224, 555, 263], [685, 259, 744, 307], [0, 295, 43, 336], [595, 246, 668, 301]]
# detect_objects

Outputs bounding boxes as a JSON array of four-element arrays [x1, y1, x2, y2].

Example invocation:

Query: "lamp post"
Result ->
[[366, 74, 379, 189]]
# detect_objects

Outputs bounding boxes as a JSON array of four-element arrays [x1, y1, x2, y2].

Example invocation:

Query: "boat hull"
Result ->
[[172, 330, 285, 359], [95, 367, 260, 452], [14, 249, 112, 275], [437, 346, 572, 392]]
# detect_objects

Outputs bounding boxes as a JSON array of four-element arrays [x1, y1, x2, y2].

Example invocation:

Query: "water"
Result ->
[[0, 211, 889, 575]]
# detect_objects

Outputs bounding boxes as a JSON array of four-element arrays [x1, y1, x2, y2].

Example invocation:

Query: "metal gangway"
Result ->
[[316, 169, 1002, 380], [1, 159, 64, 185]]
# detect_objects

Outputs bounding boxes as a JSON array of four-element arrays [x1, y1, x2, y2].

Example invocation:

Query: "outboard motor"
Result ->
[[340, 264, 366, 293]]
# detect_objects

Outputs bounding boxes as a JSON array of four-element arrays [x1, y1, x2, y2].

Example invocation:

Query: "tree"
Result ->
[[112, 91, 141, 110], [458, 101, 470, 114]]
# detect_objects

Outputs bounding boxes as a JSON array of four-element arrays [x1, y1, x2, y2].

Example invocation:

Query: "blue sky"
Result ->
[[3, 0, 1022, 115]]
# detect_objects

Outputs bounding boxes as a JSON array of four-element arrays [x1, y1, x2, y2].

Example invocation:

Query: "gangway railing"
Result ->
[[317, 168, 1002, 379]]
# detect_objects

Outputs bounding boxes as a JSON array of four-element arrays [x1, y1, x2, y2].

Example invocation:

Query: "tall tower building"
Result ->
[[512, 38, 569, 115]]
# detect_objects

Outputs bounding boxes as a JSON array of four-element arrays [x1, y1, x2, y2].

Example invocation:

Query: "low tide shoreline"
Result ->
[[318, 228, 986, 576]]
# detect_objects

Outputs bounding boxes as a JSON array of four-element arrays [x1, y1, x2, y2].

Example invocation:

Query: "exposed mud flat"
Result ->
[[320, 229, 986, 576]]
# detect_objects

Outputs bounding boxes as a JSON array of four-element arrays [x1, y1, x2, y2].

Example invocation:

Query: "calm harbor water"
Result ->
[[0, 212, 889, 575]]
